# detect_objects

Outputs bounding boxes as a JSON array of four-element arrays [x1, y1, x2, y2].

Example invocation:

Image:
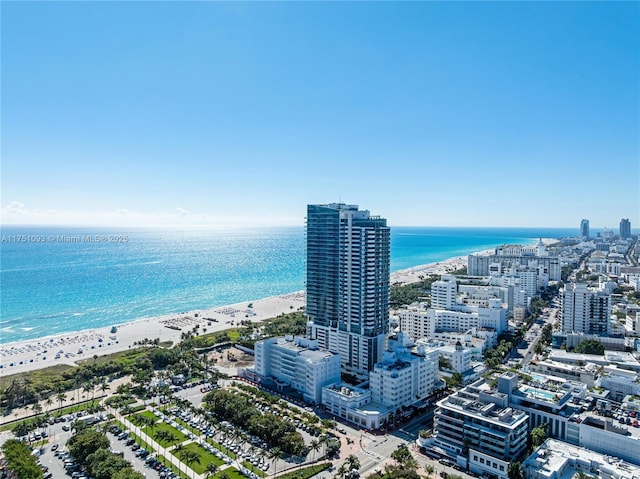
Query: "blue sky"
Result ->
[[2, 1, 638, 228]]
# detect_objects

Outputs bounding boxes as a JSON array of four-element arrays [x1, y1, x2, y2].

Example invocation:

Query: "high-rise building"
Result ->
[[561, 283, 611, 335], [620, 218, 631, 239], [580, 219, 590, 241], [306, 203, 390, 379]]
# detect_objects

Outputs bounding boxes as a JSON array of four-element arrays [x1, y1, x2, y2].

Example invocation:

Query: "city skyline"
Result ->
[[2, 2, 638, 228]]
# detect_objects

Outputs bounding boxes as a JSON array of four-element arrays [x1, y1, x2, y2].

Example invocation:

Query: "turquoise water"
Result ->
[[522, 386, 556, 400], [1, 226, 576, 344]]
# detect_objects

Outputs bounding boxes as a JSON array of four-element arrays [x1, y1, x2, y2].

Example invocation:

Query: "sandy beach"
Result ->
[[0, 249, 493, 378], [0, 292, 306, 378]]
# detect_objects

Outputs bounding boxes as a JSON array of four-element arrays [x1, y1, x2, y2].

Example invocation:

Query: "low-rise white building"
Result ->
[[321, 332, 443, 430], [253, 335, 341, 404], [321, 383, 383, 429], [597, 366, 640, 402], [528, 359, 597, 388], [522, 438, 640, 479], [369, 333, 440, 409]]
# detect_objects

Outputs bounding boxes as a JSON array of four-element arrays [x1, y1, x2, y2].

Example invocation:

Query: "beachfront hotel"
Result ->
[[305, 203, 390, 380]]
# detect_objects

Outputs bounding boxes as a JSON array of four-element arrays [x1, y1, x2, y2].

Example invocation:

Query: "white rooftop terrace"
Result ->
[[523, 438, 640, 479]]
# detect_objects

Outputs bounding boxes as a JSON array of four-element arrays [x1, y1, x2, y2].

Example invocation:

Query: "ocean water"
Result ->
[[0, 225, 576, 344]]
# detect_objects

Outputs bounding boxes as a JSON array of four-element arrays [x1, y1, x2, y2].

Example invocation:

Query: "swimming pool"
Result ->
[[522, 387, 556, 401]]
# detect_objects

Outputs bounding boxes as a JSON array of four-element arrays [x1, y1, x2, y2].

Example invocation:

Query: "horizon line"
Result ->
[[2, 223, 634, 231]]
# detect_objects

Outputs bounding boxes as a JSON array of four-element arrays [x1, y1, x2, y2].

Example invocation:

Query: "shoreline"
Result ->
[[0, 241, 551, 378]]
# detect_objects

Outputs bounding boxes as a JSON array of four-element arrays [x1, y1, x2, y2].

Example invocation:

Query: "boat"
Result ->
[[110, 326, 118, 333]]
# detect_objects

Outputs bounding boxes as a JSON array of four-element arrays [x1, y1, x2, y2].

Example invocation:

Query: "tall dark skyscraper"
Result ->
[[580, 219, 590, 241], [306, 203, 390, 379], [620, 218, 631, 239]]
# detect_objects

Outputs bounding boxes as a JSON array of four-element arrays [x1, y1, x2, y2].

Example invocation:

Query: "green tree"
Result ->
[[573, 340, 605, 355], [424, 464, 435, 478], [67, 428, 110, 467], [87, 448, 131, 479], [391, 445, 418, 471], [269, 446, 282, 476], [182, 449, 201, 479], [531, 424, 548, 449], [112, 469, 146, 479], [205, 463, 219, 478], [1, 439, 43, 479], [309, 439, 321, 460], [508, 461, 524, 479], [56, 391, 67, 412], [345, 454, 361, 474], [534, 341, 545, 355]]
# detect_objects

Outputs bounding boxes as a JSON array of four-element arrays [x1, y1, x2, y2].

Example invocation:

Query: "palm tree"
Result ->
[[172, 443, 186, 475], [56, 392, 67, 413], [323, 435, 336, 459], [345, 454, 360, 473], [99, 380, 110, 399], [44, 396, 53, 415], [309, 439, 320, 461], [205, 463, 219, 478], [182, 449, 201, 479], [82, 382, 92, 404], [424, 464, 435, 478], [269, 446, 282, 476]]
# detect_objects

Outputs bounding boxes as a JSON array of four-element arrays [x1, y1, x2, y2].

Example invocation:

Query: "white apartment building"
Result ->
[[397, 304, 435, 342], [440, 342, 471, 374], [431, 274, 458, 309], [429, 330, 490, 357], [566, 410, 640, 466], [396, 305, 505, 347], [428, 303, 507, 335], [253, 336, 341, 404], [369, 346, 440, 410], [497, 372, 584, 441], [468, 243, 561, 281], [429, 308, 478, 333], [322, 332, 443, 429], [627, 312, 640, 335], [561, 283, 611, 335]]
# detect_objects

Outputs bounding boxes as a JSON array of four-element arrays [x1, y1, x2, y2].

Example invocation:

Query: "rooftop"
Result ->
[[571, 407, 640, 440], [439, 391, 528, 427], [548, 349, 640, 371], [523, 438, 640, 479]]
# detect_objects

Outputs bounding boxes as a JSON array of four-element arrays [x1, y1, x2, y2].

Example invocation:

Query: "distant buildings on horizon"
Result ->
[[243, 204, 640, 479]]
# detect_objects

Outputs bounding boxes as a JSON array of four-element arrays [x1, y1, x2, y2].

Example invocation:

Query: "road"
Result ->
[[318, 413, 477, 479]]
